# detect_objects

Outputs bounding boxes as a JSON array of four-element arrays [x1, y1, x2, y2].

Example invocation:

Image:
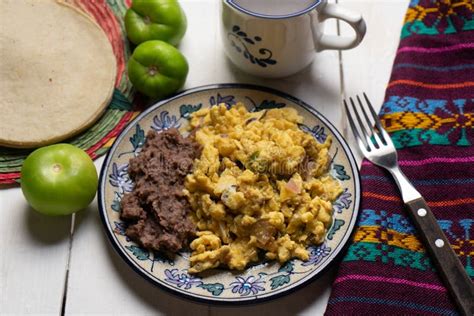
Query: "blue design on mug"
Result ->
[[228, 25, 277, 67]]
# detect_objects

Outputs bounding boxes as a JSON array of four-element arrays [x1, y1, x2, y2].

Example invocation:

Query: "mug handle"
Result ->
[[316, 3, 367, 51]]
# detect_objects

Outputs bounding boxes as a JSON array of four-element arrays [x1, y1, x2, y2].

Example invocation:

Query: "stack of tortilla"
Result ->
[[0, 0, 117, 148]]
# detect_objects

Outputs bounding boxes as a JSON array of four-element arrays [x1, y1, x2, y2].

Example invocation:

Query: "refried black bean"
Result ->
[[120, 128, 201, 256]]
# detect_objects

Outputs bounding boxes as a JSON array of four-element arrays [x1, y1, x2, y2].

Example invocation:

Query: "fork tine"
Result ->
[[344, 100, 368, 154], [356, 95, 383, 148], [363, 92, 387, 145], [349, 97, 374, 151], [380, 127, 393, 149]]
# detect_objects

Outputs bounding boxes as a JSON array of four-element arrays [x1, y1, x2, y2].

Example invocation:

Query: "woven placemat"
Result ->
[[0, 0, 138, 185]]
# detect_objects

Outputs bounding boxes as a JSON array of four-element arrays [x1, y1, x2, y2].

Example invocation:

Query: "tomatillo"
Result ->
[[127, 40, 189, 99], [125, 0, 187, 46], [21, 144, 98, 216]]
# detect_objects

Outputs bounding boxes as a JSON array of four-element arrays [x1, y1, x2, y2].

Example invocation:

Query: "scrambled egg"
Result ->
[[184, 103, 342, 274]]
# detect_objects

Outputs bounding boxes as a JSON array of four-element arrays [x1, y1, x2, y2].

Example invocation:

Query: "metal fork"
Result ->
[[344, 93, 474, 316]]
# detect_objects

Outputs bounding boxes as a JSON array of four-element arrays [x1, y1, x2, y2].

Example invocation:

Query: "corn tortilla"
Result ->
[[0, 0, 117, 148]]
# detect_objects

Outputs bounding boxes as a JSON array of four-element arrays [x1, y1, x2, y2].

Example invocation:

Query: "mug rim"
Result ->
[[224, 0, 323, 19]]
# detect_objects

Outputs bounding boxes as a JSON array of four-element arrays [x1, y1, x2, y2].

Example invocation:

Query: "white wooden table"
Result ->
[[0, 0, 408, 314]]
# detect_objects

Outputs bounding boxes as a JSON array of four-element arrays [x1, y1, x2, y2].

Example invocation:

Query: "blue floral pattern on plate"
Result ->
[[299, 123, 328, 144], [209, 93, 236, 108], [152, 111, 181, 132], [99, 84, 360, 304], [230, 275, 266, 295], [109, 163, 134, 194]]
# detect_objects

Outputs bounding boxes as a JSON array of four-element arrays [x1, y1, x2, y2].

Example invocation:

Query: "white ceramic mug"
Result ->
[[221, 0, 367, 78]]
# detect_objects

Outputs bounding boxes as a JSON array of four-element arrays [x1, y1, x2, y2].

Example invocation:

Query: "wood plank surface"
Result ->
[[0, 188, 71, 314], [338, 0, 409, 164]]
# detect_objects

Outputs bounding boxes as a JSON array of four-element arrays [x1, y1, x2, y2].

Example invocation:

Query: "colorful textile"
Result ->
[[0, 0, 138, 185], [326, 0, 474, 315]]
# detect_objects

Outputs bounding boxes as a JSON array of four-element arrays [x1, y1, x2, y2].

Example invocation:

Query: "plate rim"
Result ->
[[98, 83, 361, 305]]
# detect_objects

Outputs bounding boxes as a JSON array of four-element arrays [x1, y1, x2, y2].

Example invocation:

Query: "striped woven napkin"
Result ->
[[325, 1, 474, 315]]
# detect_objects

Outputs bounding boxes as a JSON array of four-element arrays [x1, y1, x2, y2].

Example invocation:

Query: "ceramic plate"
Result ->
[[98, 84, 361, 304]]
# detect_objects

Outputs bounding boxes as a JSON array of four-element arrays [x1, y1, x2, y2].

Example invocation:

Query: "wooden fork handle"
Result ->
[[406, 197, 474, 316]]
